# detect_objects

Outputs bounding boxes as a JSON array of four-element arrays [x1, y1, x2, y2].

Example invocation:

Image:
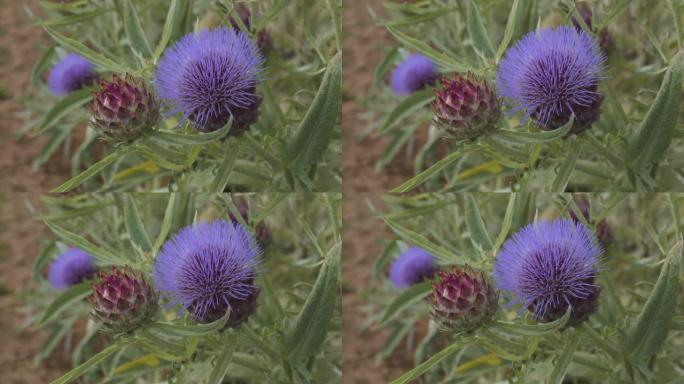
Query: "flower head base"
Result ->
[[90, 74, 159, 142], [429, 265, 498, 332], [228, 198, 271, 248], [391, 54, 438, 96], [90, 266, 158, 333], [48, 54, 96, 96], [497, 26, 605, 134], [493, 219, 602, 326], [153, 220, 262, 326], [433, 73, 501, 140], [155, 28, 264, 133], [48, 248, 96, 289], [389, 247, 437, 289]]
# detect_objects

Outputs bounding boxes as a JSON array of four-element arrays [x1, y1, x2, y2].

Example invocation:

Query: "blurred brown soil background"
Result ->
[[0, 0, 74, 382], [342, 0, 418, 383]]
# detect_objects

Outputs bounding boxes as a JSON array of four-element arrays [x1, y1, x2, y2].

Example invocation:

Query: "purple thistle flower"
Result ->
[[493, 219, 602, 326], [48, 248, 96, 290], [48, 54, 96, 96], [496, 26, 605, 134], [155, 28, 264, 133], [389, 247, 437, 289], [153, 220, 262, 325], [391, 54, 438, 96]]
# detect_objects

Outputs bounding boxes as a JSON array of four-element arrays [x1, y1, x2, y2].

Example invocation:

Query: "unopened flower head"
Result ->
[[48, 54, 96, 96], [433, 72, 501, 140], [497, 26, 605, 134], [493, 219, 602, 326], [48, 248, 96, 289], [569, 195, 612, 245], [155, 28, 264, 134], [389, 246, 437, 289], [153, 220, 262, 326], [429, 265, 498, 332], [90, 266, 158, 333], [90, 74, 159, 142], [391, 54, 438, 96]]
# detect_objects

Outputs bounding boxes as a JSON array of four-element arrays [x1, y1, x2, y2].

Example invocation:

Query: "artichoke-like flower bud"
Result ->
[[429, 265, 498, 332], [228, 198, 271, 247], [573, 4, 613, 53], [90, 266, 158, 333], [432, 73, 501, 141], [90, 75, 159, 142]]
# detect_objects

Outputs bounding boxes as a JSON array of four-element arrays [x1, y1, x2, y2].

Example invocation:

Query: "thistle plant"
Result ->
[[27, 193, 341, 383], [364, 1, 684, 192], [22, 0, 341, 192], [366, 193, 683, 383]]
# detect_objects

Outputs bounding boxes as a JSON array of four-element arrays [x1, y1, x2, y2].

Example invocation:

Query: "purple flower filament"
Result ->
[[155, 28, 263, 132], [153, 220, 261, 322], [497, 26, 605, 132], [493, 219, 602, 324]]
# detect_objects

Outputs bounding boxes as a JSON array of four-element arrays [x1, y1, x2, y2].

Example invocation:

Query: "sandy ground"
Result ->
[[0, 0, 76, 382], [341, 0, 418, 383]]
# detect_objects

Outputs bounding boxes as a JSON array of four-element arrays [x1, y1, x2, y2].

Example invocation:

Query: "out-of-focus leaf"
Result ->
[[39, 283, 92, 326], [208, 334, 239, 384], [123, 0, 153, 59], [391, 148, 469, 193], [31, 46, 56, 85], [51, 147, 133, 193], [496, 0, 530, 62], [467, 0, 495, 58], [492, 307, 571, 336], [464, 194, 493, 251], [152, 124, 230, 146], [149, 311, 231, 337], [42, 219, 119, 264], [122, 194, 152, 252], [154, 0, 181, 60], [284, 252, 339, 361], [628, 51, 684, 172], [379, 89, 434, 133], [389, 337, 474, 384], [493, 117, 573, 144], [383, 216, 457, 263], [36, 88, 92, 134], [548, 335, 580, 384], [551, 139, 581, 192], [385, 24, 467, 71], [50, 340, 128, 384], [285, 52, 341, 173], [379, 282, 431, 326], [43, 25, 128, 73], [624, 238, 682, 362]]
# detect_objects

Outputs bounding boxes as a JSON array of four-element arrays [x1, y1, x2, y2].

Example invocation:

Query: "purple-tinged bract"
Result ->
[[153, 220, 262, 326], [90, 266, 158, 333], [155, 28, 264, 133], [389, 247, 437, 289], [497, 26, 605, 134], [48, 54, 96, 96], [429, 265, 498, 332], [48, 248, 96, 289], [391, 54, 438, 96], [493, 219, 602, 326], [433, 72, 501, 140], [90, 74, 159, 142]]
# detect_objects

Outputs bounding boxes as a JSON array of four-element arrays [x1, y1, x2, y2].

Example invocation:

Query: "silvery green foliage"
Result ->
[[365, 0, 684, 192], [367, 193, 683, 383], [23, 0, 341, 192], [27, 193, 341, 383]]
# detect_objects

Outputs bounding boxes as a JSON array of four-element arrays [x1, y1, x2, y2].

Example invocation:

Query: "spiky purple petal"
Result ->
[[48, 248, 96, 289], [153, 220, 261, 323], [48, 54, 96, 96], [155, 28, 263, 132], [389, 247, 437, 289], [496, 26, 605, 132], [391, 54, 438, 96], [493, 219, 602, 324]]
